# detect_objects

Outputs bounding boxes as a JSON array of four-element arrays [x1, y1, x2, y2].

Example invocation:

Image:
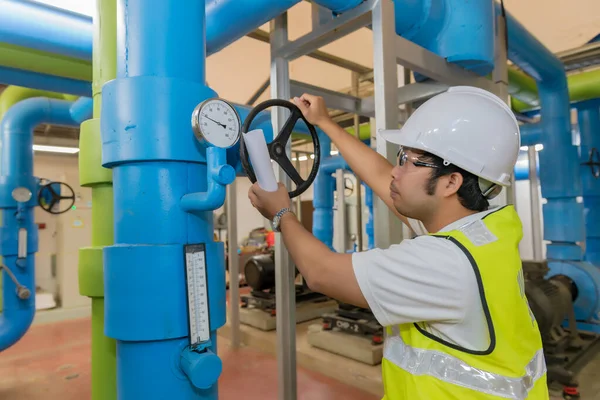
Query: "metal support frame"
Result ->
[[528, 147, 543, 261], [335, 169, 348, 252], [226, 182, 241, 348], [371, 0, 403, 248], [352, 71, 363, 250], [270, 13, 297, 400]]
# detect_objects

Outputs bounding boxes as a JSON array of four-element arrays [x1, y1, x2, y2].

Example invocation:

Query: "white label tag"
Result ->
[[460, 220, 497, 246]]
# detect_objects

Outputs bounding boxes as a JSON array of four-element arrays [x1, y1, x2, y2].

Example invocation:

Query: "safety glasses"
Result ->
[[396, 147, 439, 169]]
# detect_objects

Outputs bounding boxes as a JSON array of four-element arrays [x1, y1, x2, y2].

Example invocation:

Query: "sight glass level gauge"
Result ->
[[192, 98, 241, 149], [12, 187, 32, 203]]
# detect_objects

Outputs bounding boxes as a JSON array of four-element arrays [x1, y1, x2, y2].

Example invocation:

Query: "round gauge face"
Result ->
[[12, 187, 32, 203], [192, 98, 241, 149]]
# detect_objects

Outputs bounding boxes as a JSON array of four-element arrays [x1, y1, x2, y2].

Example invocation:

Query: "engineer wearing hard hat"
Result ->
[[248, 86, 549, 399]]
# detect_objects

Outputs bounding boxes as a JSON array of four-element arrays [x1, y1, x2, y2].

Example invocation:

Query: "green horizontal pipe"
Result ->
[[0, 43, 92, 82], [510, 66, 600, 112]]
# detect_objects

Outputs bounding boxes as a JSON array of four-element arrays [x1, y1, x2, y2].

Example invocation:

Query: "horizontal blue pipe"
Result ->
[[499, 3, 585, 261], [69, 97, 93, 124], [2, 0, 308, 62], [0, 97, 79, 351], [321, 155, 350, 173], [514, 158, 540, 181], [0, 0, 93, 61], [520, 123, 543, 147], [313, 0, 363, 13], [0, 66, 91, 97]]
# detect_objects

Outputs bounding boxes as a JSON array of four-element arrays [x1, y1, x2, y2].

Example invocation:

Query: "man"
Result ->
[[248, 86, 549, 399]]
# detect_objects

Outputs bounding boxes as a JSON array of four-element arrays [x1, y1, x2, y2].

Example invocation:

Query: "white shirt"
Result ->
[[352, 208, 501, 351]]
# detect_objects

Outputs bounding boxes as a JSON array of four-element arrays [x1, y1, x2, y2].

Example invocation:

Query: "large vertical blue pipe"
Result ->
[[101, 1, 226, 398], [577, 100, 600, 266], [499, 5, 585, 262], [0, 98, 79, 351]]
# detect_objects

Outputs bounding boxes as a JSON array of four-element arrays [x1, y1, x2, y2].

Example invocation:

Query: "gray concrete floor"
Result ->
[[550, 353, 600, 399]]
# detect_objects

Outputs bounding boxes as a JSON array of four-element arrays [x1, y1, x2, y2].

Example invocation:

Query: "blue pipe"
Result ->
[[0, 0, 93, 61], [364, 184, 374, 250], [312, 137, 351, 250], [102, 0, 226, 397], [0, 66, 91, 97], [397, 0, 495, 76], [0, 97, 78, 351], [513, 157, 540, 181], [520, 123, 543, 147], [499, 4, 585, 262], [577, 100, 600, 266], [69, 97, 93, 124], [181, 147, 236, 213], [312, 0, 363, 14]]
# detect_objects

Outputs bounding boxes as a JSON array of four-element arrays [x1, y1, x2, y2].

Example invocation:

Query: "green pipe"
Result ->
[[77, 0, 116, 399], [0, 43, 92, 82], [0, 86, 75, 311], [510, 66, 600, 112]]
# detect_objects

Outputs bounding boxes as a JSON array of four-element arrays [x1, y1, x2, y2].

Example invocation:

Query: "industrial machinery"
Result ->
[[523, 260, 600, 396], [322, 303, 383, 345], [241, 251, 329, 315]]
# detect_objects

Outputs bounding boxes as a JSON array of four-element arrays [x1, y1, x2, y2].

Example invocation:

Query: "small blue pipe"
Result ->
[[0, 0, 93, 61], [69, 97, 93, 124], [181, 147, 236, 213], [364, 184, 374, 250], [312, 136, 351, 250], [0, 97, 78, 351], [499, 4, 585, 262], [577, 100, 600, 266], [520, 123, 543, 147], [0, 66, 91, 97]]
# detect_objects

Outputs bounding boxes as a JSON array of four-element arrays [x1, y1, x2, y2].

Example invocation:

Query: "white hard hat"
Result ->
[[380, 86, 520, 189]]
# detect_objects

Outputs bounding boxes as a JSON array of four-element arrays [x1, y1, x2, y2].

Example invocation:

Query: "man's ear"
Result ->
[[444, 172, 463, 197]]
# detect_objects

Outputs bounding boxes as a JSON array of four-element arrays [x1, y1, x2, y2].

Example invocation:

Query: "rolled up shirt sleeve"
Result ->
[[351, 236, 475, 327]]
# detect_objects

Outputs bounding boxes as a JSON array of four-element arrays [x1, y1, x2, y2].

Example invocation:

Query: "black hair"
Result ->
[[420, 152, 490, 212]]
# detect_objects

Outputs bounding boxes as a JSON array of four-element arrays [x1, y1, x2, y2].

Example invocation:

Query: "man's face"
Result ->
[[389, 147, 440, 220]]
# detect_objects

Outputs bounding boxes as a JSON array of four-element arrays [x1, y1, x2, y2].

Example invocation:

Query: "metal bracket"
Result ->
[[274, 0, 377, 61]]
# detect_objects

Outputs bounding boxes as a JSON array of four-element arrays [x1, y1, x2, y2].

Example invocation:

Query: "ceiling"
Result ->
[[2, 0, 598, 149]]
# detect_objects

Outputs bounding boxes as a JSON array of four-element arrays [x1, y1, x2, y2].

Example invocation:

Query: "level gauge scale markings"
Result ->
[[185, 244, 211, 348]]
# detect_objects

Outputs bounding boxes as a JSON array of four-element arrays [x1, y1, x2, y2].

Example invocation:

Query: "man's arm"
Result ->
[[293, 95, 410, 226], [278, 212, 369, 308]]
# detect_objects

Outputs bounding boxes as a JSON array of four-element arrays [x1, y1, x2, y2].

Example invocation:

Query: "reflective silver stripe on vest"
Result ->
[[384, 335, 546, 399]]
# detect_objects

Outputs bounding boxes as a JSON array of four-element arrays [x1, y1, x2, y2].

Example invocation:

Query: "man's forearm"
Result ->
[[278, 212, 330, 287]]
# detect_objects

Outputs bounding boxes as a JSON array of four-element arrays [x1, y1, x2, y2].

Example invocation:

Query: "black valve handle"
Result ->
[[239, 99, 320, 198], [38, 181, 76, 215]]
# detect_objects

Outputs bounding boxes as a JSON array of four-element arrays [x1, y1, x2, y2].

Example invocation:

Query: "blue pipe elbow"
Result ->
[[0, 66, 92, 97], [69, 97, 93, 124], [181, 147, 235, 213], [312, 0, 363, 14]]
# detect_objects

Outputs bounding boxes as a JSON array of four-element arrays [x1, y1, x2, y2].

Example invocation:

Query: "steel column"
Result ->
[[528, 147, 543, 261], [372, 0, 403, 248], [226, 182, 241, 348], [270, 12, 297, 400]]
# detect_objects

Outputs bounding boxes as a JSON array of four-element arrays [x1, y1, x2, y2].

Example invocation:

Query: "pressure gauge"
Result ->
[[191, 98, 241, 149], [12, 187, 32, 203]]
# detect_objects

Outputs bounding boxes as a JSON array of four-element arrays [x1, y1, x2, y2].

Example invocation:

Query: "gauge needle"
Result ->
[[205, 116, 226, 129]]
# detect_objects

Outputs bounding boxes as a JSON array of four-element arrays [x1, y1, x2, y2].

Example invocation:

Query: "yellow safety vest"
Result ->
[[381, 206, 549, 400]]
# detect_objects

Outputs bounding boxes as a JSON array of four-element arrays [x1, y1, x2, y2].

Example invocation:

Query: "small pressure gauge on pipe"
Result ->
[[191, 98, 241, 149], [12, 187, 32, 203]]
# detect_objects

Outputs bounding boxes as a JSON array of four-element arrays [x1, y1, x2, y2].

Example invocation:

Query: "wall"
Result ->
[[33, 153, 91, 310]]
